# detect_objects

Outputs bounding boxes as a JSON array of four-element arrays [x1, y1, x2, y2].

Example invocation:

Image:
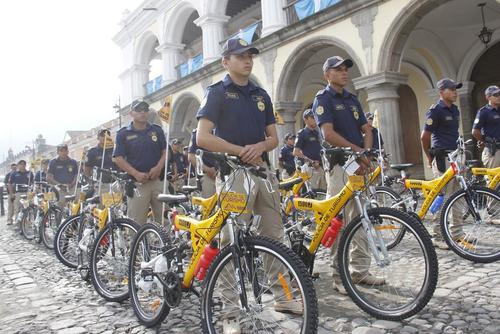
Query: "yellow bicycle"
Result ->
[[128, 152, 318, 333]]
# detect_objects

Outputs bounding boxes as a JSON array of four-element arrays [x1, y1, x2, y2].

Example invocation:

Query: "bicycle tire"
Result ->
[[128, 223, 171, 327], [21, 206, 37, 240], [54, 215, 81, 268], [338, 207, 438, 320], [41, 206, 61, 249], [89, 218, 140, 302], [77, 214, 95, 281], [373, 186, 407, 249], [201, 235, 318, 334], [440, 186, 500, 263]]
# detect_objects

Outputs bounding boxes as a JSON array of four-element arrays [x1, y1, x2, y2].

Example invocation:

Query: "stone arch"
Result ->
[[377, 0, 452, 73], [135, 30, 160, 65], [457, 34, 500, 84], [163, 1, 201, 44], [276, 36, 366, 102], [170, 93, 201, 142]]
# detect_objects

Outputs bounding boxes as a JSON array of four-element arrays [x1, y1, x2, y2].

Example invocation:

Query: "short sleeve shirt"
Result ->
[[313, 85, 366, 148], [48, 158, 78, 184], [424, 100, 460, 150], [294, 127, 322, 161], [188, 130, 215, 168], [473, 104, 500, 140], [196, 74, 275, 147], [113, 122, 166, 173]]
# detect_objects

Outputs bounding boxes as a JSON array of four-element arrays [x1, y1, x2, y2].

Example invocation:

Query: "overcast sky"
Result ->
[[0, 0, 141, 161]]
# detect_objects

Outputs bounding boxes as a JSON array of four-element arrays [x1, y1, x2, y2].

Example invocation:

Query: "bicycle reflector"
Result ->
[[451, 162, 459, 175]]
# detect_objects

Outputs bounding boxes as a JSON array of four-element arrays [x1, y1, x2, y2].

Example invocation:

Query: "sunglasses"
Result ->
[[492, 93, 500, 98], [134, 108, 149, 113]]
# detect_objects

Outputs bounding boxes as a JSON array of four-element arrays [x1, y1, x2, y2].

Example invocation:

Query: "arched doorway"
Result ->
[[398, 85, 422, 166], [471, 41, 500, 114], [170, 94, 201, 143]]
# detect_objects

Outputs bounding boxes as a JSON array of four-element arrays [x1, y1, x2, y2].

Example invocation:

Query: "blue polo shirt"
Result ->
[[48, 157, 78, 184], [172, 152, 188, 173], [86, 146, 115, 170], [34, 170, 46, 182], [473, 104, 500, 140], [313, 85, 367, 148], [295, 127, 322, 161], [188, 129, 215, 168], [196, 74, 275, 147], [279, 144, 295, 169], [9, 171, 34, 192], [424, 100, 460, 150], [114, 122, 166, 173]]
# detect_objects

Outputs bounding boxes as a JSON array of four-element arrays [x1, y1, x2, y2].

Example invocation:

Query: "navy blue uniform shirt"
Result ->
[[114, 122, 166, 173], [173, 152, 188, 173], [279, 145, 295, 171], [196, 74, 275, 147], [9, 171, 34, 192], [313, 85, 367, 148], [424, 100, 460, 150], [188, 130, 215, 168], [86, 146, 115, 170], [295, 127, 322, 161], [372, 127, 384, 150], [48, 158, 78, 184], [34, 170, 46, 182], [473, 104, 500, 140]]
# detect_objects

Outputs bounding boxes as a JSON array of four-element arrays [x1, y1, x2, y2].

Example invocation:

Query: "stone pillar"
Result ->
[[156, 42, 184, 86], [261, 0, 287, 37], [457, 81, 476, 141], [353, 72, 408, 163], [194, 14, 229, 65], [273, 101, 302, 166], [121, 64, 150, 101]]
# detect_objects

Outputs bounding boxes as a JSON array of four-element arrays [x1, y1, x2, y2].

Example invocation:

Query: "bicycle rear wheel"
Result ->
[[54, 215, 81, 268], [41, 206, 61, 249], [338, 207, 437, 320], [89, 218, 139, 302], [201, 236, 318, 334], [372, 186, 407, 249], [440, 186, 500, 263], [21, 206, 36, 240]]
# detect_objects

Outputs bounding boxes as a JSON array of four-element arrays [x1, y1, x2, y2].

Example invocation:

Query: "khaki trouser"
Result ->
[[216, 167, 287, 316], [482, 147, 500, 169], [327, 164, 370, 279], [7, 194, 15, 222], [431, 157, 463, 239], [310, 166, 327, 190], [127, 179, 164, 225], [201, 175, 216, 198], [13, 193, 25, 223]]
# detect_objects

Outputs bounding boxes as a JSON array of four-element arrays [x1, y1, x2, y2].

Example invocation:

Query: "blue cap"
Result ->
[[221, 38, 259, 57], [131, 100, 149, 112], [485, 85, 500, 96], [303, 109, 314, 119], [322, 56, 353, 72], [437, 78, 462, 90]]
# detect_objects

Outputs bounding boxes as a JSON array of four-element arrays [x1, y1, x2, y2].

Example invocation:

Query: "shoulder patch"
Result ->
[[426, 118, 433, 126], [316, 105, 324, 115]]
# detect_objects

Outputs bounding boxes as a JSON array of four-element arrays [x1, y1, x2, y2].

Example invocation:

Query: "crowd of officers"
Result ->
[[3, 37, 500, 328]]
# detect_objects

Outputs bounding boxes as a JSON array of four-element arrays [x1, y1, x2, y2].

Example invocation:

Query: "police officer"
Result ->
[[278, 132, 296, 179], [472, 85, 500, 168], [365, 112, 384, 150], [187, 129, 216, 198], [113, 100, 166, 225], [4, 163, 17, 225], [47, 144, 78, 206], [84, 129, 115, 184], [34, 159, 49, 183], [171, 138, 187, 192], [196, 37, 300, 332], [8, 160, 34, 227], [421, 78, 465, 249], [294, 109, 327, 190], [313, 55, 382, 294]]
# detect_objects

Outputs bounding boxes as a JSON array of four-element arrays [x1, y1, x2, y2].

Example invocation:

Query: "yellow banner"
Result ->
[[274, 110, 285, 125], [159, 96, 172, 123], [104, 134, 114, 149]]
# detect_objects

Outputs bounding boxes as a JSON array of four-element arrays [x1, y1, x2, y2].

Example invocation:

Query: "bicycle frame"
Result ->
[[471, 167, 500, 190]]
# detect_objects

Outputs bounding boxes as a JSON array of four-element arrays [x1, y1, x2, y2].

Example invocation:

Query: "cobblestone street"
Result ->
[[1, 216, 500, 334]]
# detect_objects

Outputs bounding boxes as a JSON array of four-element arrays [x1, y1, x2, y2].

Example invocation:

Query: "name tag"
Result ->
[[252, 95, 264, 102], [335, 104, 345, 110], [445, 116, 453, 121], [126, 134, 138, 140], [494, 115, 500, 119], [225, 92, 239, 99], [56, 166, 63, 169]]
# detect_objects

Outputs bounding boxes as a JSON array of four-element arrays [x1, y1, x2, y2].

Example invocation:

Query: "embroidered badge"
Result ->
[[353, 111, 359, 120], [68, 166, 73, 172], [257, 101, 266, 112], [239, 39, 248, 46], [316, 106, 324, 115], [151, 132, 158, 142], [426, 118, 433, 126]]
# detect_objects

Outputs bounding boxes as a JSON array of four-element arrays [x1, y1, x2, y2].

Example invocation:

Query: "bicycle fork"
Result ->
[[227, 219, 250, 311], [354, 195, 391, 267]]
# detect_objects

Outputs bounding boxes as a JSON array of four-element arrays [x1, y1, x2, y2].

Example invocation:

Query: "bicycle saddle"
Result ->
[[390, 163, 414, 171], [157, 194, 189, 205]]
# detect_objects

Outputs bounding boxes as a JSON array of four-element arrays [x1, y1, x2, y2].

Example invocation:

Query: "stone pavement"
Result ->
[[1, 215, 500, 334]]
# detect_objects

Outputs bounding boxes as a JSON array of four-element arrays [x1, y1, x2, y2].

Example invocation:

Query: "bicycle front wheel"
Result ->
[[21, 206, 37, 240], [201, 236, 318, 334], [41, 207, 62, 249], [338, 207, 438, 320], [440, 186, 500, 263], [372, 186, 407, 249], [54, 215, 81, 268]]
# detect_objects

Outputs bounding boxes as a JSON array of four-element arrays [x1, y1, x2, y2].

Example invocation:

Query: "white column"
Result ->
[[129, 64, 150, 100], [194, 14, 229, 65], [156, 42, 184, 85], [457, 81, 476, 141], [261, 0, 287, 37], [353, 72, 408, 163], [274, 101, 302, 166]]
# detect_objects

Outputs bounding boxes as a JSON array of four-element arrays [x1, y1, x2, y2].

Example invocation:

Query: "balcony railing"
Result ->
[[177, 53, 204, 78], [220, 20, 262, 46], [145, 75, 163, 95], [284, 0, 342, 25]]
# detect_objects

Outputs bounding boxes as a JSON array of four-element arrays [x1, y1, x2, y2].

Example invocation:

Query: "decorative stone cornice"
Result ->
[[155, 42, 185, 53], [353, 71, 408, 90], [194, 14, 230, 27], [274, 101, 303, 112]]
